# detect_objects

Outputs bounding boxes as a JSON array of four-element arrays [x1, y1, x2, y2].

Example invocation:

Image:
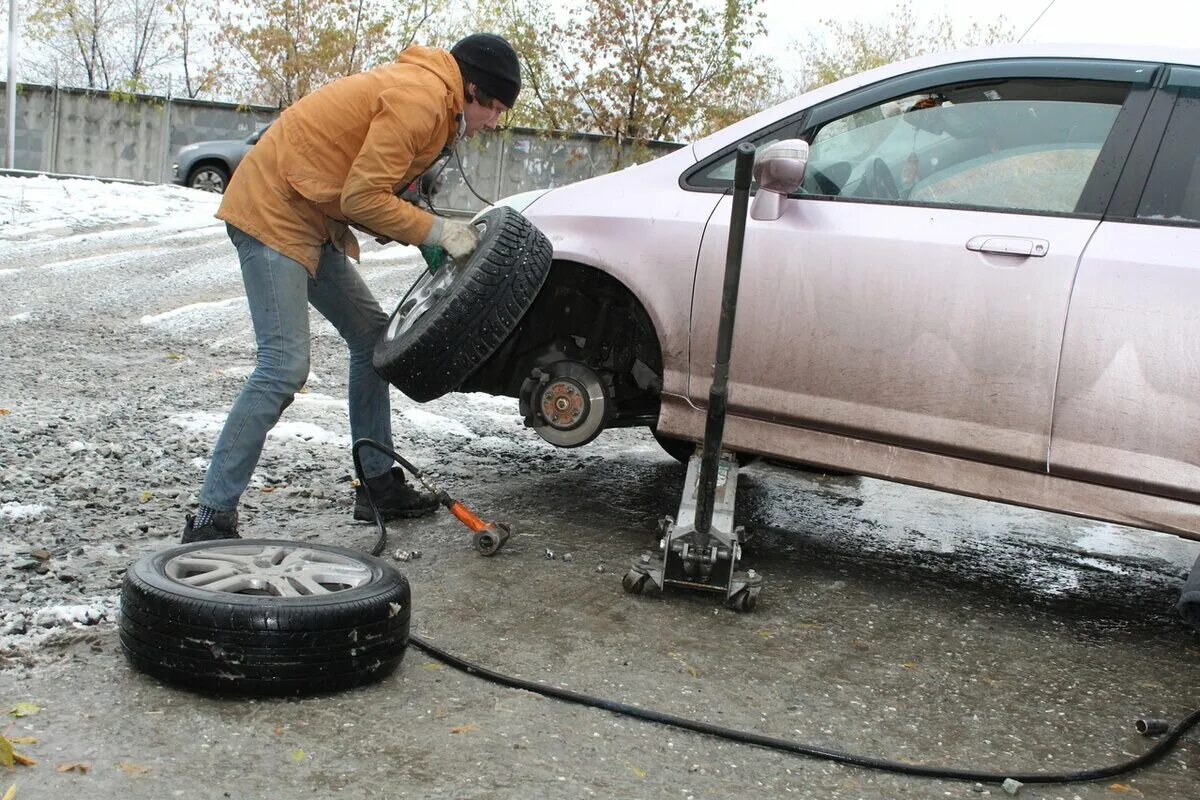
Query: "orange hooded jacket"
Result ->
[[216, 46, 464, 275]]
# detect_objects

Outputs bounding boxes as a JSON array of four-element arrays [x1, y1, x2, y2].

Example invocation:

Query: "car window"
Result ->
[[1136, 84, 1200, 227], [691, 117, 807, 187], [248, 124, 272, 145], [804, 79, 1127, 215]]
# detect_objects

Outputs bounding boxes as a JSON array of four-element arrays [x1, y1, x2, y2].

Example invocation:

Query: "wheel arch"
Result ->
[[459, 258, 667, 420], [186, 158, 232, 181]]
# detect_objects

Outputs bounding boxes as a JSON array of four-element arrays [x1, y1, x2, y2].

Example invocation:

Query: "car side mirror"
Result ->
[[750, 139, 809, 221]]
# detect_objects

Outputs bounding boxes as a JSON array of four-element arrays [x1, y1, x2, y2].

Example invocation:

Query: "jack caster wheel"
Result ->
[[726, 586, 760, 613], [622, 570, 653, 595]]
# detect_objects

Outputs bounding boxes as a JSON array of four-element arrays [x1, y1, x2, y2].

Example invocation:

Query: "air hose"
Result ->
[[351, 439, 1200, 786]]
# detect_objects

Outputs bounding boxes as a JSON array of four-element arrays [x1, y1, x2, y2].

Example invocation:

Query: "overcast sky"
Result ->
[[759, 0, 1200, 74]]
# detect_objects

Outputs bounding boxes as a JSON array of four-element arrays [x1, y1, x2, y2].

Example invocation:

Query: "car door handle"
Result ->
[[966, 236, 1049, 257]]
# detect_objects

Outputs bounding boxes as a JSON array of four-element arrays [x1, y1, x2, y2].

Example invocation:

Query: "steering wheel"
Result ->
[[868, 157, 900, 200]]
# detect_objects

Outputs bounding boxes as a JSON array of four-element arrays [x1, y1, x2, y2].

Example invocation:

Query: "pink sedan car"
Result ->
[[384, 43, 1200, 622]]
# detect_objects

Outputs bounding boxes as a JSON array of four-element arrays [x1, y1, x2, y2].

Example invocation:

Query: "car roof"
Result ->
[[691, 42, 1200, 161]]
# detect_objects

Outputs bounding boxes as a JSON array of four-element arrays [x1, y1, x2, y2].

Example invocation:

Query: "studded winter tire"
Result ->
[[373, 206, 553, 402]]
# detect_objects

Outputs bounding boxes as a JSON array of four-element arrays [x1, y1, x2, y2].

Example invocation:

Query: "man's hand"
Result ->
[[438, 220, 480, 262]]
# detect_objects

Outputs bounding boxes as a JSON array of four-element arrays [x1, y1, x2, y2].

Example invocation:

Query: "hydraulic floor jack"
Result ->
[[622, 143, 763, 612]]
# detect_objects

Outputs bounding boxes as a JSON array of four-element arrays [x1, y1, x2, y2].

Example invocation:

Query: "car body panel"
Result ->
[[1051, 222, 1200, 504], [521, 147, 714, 398], [658, 393, 1200, 540], [689, 197, 1098, 470]]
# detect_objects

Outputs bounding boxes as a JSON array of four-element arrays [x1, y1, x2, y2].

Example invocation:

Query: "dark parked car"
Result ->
[[171, 124, 273, 193]]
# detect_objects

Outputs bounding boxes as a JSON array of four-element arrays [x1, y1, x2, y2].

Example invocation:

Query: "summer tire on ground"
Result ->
[[119, 540, 410, 696], [373, 206, 553, 402]]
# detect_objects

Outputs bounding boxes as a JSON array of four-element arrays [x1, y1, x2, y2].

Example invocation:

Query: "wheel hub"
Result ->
[[540, 378, 588, 430], [519, 361, 610, 447]]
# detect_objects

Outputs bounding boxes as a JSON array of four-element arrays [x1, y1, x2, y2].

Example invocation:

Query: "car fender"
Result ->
[[520, 147, 720, 401]]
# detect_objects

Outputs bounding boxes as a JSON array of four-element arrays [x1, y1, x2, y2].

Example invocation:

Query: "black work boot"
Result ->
[[354, 467, 439, 521], [181, 510, 241, 544]]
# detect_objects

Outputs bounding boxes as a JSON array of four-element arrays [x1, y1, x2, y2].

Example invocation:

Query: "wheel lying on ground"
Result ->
[[119, 540, 410, 696], [373, 206, 554, 402]]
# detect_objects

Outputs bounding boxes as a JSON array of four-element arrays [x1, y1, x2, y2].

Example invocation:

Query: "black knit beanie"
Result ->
[[451, 33, 521, 108]]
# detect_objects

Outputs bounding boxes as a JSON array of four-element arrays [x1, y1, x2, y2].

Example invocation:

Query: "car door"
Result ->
[[1051, 65, 1200, 503], [686, 59, 1158, 470]]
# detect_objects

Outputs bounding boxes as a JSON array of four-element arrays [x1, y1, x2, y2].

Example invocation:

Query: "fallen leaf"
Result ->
[[273, 726, 284, 737], [2, 784, 13, 800], [420, 662, 442, 671], [117, 762, 150, 776], [900, 662, 917, 670], [139, 491, 153, 503], [1108, 785, 1133, 793], [0, 738, 12, 768], [4, 741, 34, 747], [8, 703, 39, 718], [450, 724, 479, 735], [166, 353, 182, 360], [685, 666, 701, 678], [260, 487, 275, 493], [631, 766, 646, 779], [56, 764, 90, 774], [757, 630, 774, 638], [289, 750, 305, 764], [0, 409, 10, 416], [10, 756, 34, 768]]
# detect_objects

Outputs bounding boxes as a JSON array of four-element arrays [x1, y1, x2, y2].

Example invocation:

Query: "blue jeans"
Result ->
[[199, 224, 395, 511]]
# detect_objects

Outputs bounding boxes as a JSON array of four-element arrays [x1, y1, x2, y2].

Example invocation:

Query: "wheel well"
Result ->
[[459, 260, 664, 419], [187, 159, 230, 180]]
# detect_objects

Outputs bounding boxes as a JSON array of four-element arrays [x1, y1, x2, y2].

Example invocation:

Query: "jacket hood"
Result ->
[[396, 46, 465, 109]]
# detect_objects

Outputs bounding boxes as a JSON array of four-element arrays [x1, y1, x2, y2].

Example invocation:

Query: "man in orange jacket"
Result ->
[[183, 34, 521, 542]]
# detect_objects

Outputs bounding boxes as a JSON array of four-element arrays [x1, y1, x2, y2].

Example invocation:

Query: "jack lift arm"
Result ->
[[623, 142, 762, 611]]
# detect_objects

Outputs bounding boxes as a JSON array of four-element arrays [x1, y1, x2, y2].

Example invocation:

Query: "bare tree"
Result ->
[[27, 0, 118, 89], [799, 2, 1015, 90]]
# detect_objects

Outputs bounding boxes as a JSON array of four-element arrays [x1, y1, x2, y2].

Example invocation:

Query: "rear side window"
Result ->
[[1136, 84, 1200, 227], [803, 79, 1128, 215]]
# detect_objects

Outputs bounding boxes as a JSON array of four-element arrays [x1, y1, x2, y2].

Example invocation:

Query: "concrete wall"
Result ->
[[1, 82, 681, 212]]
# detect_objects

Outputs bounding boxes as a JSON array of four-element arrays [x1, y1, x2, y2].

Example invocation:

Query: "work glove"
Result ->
[[438, 219, 480, 263]]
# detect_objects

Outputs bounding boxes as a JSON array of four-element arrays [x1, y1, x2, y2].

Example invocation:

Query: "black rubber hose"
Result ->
[[351, 438, 428, 557], [352, 438, 1200, 785], [409, 632, 1200, 785]]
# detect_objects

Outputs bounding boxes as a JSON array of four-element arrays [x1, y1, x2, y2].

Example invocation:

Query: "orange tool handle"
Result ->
[[449, 501, 490, 533]]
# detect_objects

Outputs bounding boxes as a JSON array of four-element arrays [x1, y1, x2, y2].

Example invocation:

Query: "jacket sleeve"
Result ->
[[340, 85, 444, 246]]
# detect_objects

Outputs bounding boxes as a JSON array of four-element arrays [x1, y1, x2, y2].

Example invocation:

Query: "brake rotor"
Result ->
[[526, 361, 610, 447]]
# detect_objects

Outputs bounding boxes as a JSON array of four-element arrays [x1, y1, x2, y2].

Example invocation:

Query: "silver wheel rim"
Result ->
[[164, 544, 373, 597], [385, 220, 487, 343], [192, 169, 225, 193]]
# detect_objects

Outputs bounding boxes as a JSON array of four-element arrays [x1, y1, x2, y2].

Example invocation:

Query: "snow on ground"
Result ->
[[0, 175, 222, 242]]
